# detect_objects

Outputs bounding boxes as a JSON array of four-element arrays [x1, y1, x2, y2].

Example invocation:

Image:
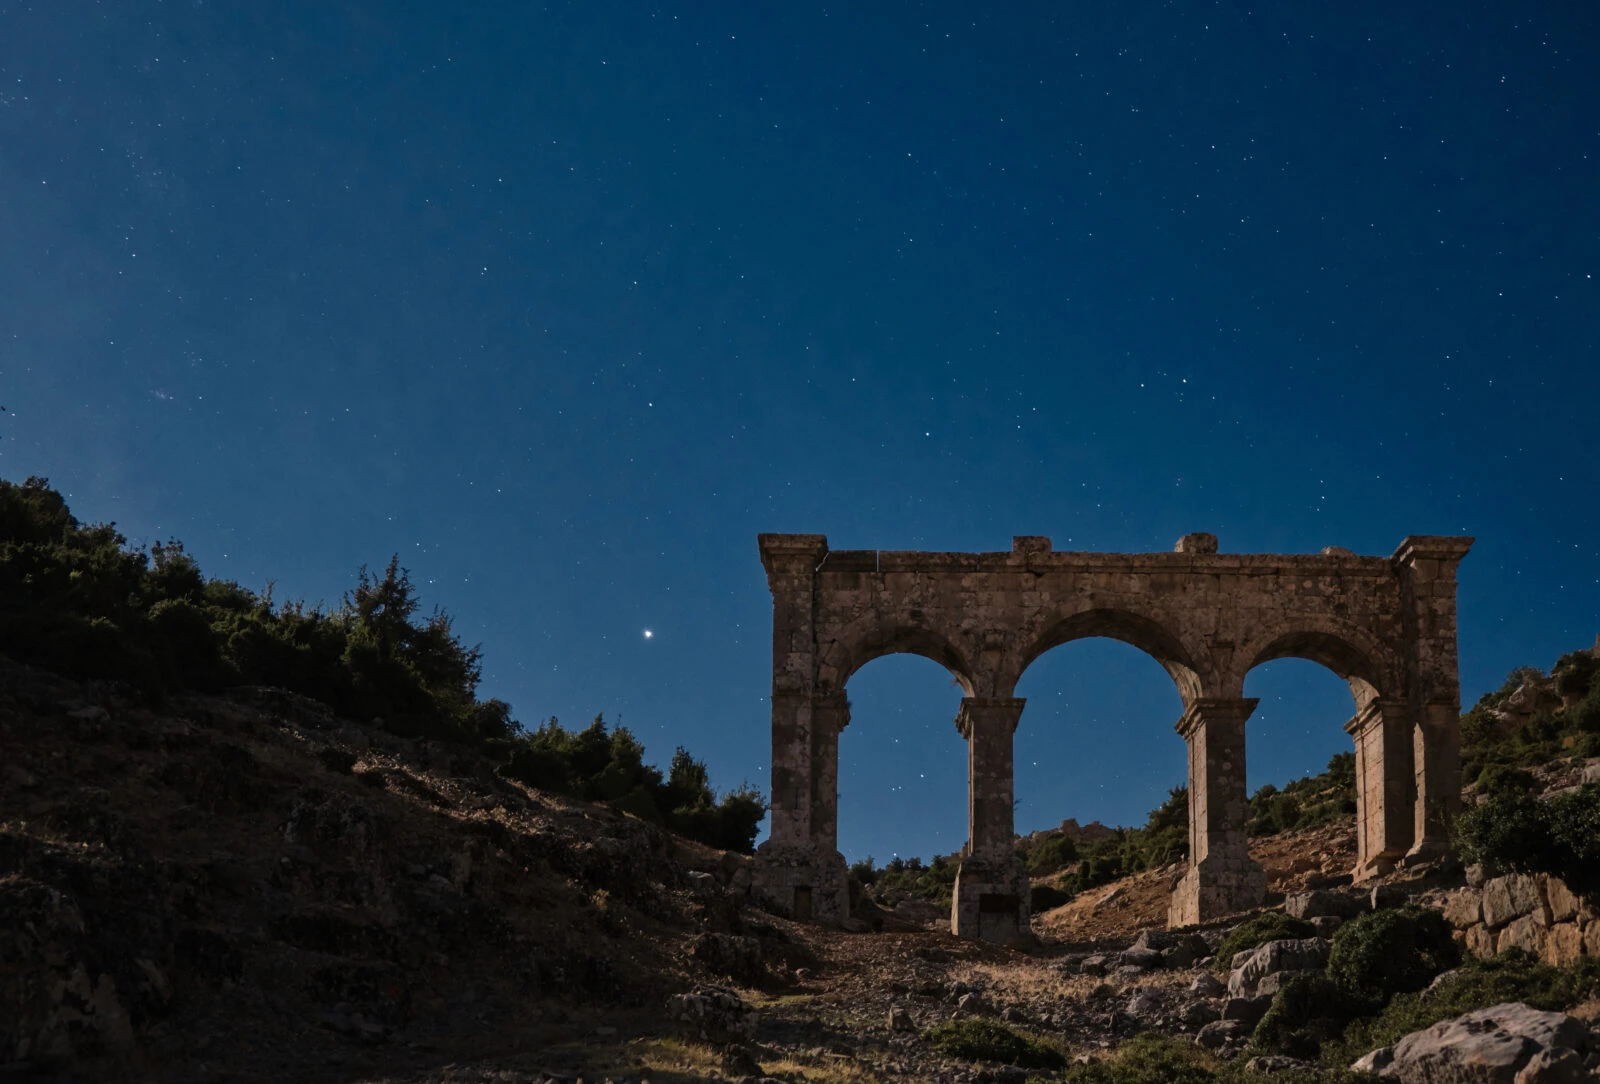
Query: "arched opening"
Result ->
[[835, 653, 969, 879], [1010, 638, 1190, 930]]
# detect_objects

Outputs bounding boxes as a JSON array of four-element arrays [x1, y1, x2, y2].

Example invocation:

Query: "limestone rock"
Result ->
[[1540, 924, 1585, 968], [1118, 947, 1164, 973], [1227, 937, 1331, 999], [1180, 999, 1221, 1028], [1286, 889, 1363, 920], [1125, 989, 1162, 1019], [1500, 915, 1548, 957], [666, 986, 758, 1043], [1221, 994, 1272, 1032], [1196, 1019, 1243, 1049], [1443, 889, 1484, 929], [1350, 1046, 1395, 1074], [1466, 923, 1497, 959], [1546, 879, 1580, 924], [1383, 1001, 1589, 1083], [1189, 971, 1226, 998], [1483, 875, 1551, 929]]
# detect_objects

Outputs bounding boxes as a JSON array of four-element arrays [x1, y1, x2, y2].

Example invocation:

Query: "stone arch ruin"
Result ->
[[750, 531, 1472, 941]]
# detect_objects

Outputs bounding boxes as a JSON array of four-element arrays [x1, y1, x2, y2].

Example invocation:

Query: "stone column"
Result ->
[[1392, 535, 1473, 866], [1410, 698, 1461, 863], [1344, 699, 1415, 880], [751, 534, 849, 924], [951, 697, 1030, 942], [808, 689, 850, 856], [1169, 698, 1266, 927]]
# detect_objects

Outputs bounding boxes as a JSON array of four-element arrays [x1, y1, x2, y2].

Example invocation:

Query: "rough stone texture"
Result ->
[[1500, 915, 1549, 957], [1381, 1002, 1589, 1084], [752, 532, 1472, 937], [1483, 875, 1552, 930], [1227, 937, 1331, 999], [1288, 889, 1365, 920], [1443, 889, 1484, 929], [1541, 924, 1585, 968]]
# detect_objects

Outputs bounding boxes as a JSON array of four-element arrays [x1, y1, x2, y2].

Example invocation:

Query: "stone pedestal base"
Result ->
[[1168, 856, 1267, 928], [1401, 836, 1452, 868], [749, 843, 849, 925], [1352, 853, 1399, 883], [951, 855, 1030, 943]]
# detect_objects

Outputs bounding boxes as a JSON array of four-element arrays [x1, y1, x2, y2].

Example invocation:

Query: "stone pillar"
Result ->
[[808, 689, 850, 855], [750, 534, 848, 924], [1392, 535, 1473, 866], [1344, 699, 1415, 880], [1169, 698, 1266, 927], [951, 697, 1030, 942], [1410, 698, 1461, 863]]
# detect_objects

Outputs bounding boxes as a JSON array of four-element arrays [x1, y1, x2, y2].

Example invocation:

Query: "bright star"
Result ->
[[643, 629, 654, 639]]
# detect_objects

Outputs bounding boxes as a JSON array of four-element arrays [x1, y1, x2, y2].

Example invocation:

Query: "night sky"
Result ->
[[4, 3, 1597, 864]]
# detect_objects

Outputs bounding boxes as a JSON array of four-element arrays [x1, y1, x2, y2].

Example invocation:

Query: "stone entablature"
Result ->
[[750, 532, 1472, 940]]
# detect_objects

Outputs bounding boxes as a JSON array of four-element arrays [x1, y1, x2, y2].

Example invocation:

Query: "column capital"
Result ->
[[1343, 698, 1411, 737], [758, 533, 829, 577], [955, 696, 1026, 739], [1391, 535, 1473, 570], [1175, 697, 1259, 740]]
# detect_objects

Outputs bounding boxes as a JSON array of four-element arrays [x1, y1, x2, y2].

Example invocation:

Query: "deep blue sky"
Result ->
[[3, 3, 1597, 862]]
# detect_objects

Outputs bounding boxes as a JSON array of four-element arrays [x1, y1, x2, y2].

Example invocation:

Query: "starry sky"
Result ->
[[3, 3, 1597, 863]]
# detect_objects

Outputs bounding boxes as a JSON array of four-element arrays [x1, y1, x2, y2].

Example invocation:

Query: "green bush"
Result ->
[[1247, 753, 1357, 837], [1213, 912, 1316, 972], [1058, 1035, 1217, 1083], [923, 1018, 1065, 1070], [854, 853, 960, 904], [0, 476, 766, 854], [496, 719, 768, 853], [1474, 763, 1535, 796], [1326, 906, 1460, 1005], [1024, 832, 1078, 874], [1319, 953, 1600, 1071], [1455, 784, 1600, 897], [1251, 973, 1361, 1060]]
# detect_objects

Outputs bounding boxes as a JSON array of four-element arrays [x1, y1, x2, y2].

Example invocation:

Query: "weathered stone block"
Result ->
[[1482, 875, 1550, 930], [1540, 923, 1585, 968], [1499, 914, 1548, 957], [1442, 888, 1483, 929], [1465, 923, 1496, 959], [1545, 877, 1579, 924]]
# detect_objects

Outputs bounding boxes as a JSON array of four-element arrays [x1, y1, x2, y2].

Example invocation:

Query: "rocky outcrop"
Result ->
[[1440, 874, 1599, 966], [1355, 1001, 1593, 1082], [1227, 937, 1331, 999]]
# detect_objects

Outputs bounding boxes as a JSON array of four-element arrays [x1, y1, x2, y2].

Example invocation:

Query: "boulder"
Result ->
[[1189, 971, 1226, 998], [1227, 938, 1331, 999], [1118, 947, 1164, 973], [1221, 994, 1272, 1032], [1373, 1002, 1589, 1083], [1443, 889, 1484, 929], [1546, 879, 1580, 924], [666, 986, 758, 1042], [1286, 889, 1363, 920], [1196, 1019, 1244, 1049], [1499, 915, 1548, 957], [1540, 924, 1585, 968], [1466, 924, 1497, 959], [1482, 875, 1551, 930], [1079, 954, 1110, 976], [888, 1004, 915, 1032], [1351, 1047, 1395, 1074], [1125, 989, 1162, 1019], [1179, 1000, 1221, 1028]]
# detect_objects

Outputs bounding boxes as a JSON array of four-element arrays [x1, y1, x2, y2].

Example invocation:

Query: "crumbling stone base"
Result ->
[[951, 855, 1030, 942], [749, 843, 849, 925], [1169, 856, 1268, 928]]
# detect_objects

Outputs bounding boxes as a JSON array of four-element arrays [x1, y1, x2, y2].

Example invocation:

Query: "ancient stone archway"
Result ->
[[750, 531, 1472, 940]]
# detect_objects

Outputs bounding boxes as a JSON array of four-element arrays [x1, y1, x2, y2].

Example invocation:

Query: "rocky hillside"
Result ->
[[0, 656, 802, 1082]]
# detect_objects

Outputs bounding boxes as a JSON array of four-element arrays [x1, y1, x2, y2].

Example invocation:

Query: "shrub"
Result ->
[[1059, 1035, 1218, 1083], [1213, 912, 1316, 972], [923, 1018, 1065, 1070], [1455, 784, 1600, 897], [1474, 763, 1535, 796], [1326, 906, 1459, 1005], [1251, 973, 1361, 1060], [1030, 883, 1072, 912], [1024, 832, 1077, 874], [1320, 953, 1600, 1071]]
